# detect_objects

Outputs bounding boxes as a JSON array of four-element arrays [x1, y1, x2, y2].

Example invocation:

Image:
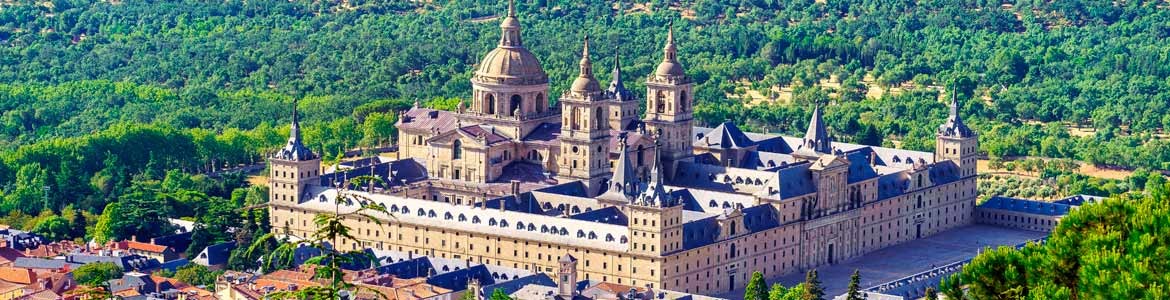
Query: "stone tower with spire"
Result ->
[[625, 140, 684, 256], [606, 52, 639, 131], [557, 36, 612, 197], [269, 101, 321, 209], [643, 23, 694, 172], [936, 92, 978, 178]]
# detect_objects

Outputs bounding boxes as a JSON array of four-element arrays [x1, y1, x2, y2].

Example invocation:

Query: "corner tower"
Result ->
[[643, 23, 694, 169], [936, 93, 978, 178], [269, 101, 321, 207], [468, 0, 551, 138], [557, 36, 611, 196]]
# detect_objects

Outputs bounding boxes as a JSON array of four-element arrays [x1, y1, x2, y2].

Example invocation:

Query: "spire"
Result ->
[[498, 0, 523, 47], [641, 139, 673, 207], [663, 21, 677, 62], [654, 21, 686, 77], [939, 90, 975, 138], [570, 35, 601, 94], [579, 35, 593, 77], [275, 100, 317, 161], [611, 53, 623, 89], [802, 105, 832, 154], [604, 133, 639, 197], [606, 52, 634, 101]]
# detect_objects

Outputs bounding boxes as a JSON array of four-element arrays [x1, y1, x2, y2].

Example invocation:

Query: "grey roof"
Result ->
[[12, 257, 82, 270], [599, 132, 641, 202], [67, 253, 161, 272], [0, 229, 44, 251], [149, 231, 192, 256], [274, 103, 318, 161], [569, 206, 628, 226], [1053, 194, 1104, 206], [108, 273, 153, 293], [979, 196, 1073, 216], [698, 122, 755, 149], [938, 94, 975, 138], [196, 241, 236, 266], [799, 106, 832, 154], [398, 107, 459, 134], [320, 158, 429, 189], [481, 273, 556, 297]]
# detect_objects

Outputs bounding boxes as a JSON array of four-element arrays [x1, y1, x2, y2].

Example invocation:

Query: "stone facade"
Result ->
[[268, 8, 981, 297]]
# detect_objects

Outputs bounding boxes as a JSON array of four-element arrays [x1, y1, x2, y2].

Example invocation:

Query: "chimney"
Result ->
[[869, 151, 876, 165], [130, 235, 137, 242], [510, 180, 520, 196]]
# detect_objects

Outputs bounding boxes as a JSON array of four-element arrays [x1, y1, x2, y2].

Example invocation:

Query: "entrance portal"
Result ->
[[728, 275, 735, 292], [916, 223, 923, 239], [827, 244, 835, 264]]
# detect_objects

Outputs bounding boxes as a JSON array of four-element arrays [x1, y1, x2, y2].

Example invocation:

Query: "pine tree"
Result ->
[[70, 208, 88, 240], [845, 269, 866, 300], [745, 271, 769, 300], [802, 269, 825, 300], [924, 287, 938, 300]]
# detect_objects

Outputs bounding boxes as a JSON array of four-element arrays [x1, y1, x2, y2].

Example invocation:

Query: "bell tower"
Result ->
[[936, 92, 978, 178], [557, 36, 611, 196], [557, 254, 578, 298], [269, 101, 321, 207], [644, 23, 694, 170]]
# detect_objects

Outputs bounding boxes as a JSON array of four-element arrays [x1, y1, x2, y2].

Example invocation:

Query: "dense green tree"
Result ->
[[73, 262, 123, 287], [745, 271, 769, 300], [490, 288, 513, 300], [30, 215, 70, 241], [172, 264, 221, 287]]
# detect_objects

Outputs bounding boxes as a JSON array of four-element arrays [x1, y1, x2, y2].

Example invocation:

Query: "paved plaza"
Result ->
[[717, 225, 1048, 299]]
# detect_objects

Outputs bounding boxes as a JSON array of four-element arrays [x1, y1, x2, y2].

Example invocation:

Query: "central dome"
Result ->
[[476, 47, 547, 83]]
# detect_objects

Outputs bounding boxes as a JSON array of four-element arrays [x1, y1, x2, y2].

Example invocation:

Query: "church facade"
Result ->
[[267, 5, 979, 296]]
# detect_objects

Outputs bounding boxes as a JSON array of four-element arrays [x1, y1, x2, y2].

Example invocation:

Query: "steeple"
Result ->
[[498, 0, 523, 48], [606, 52, 634, 102], [801, 105, 832, 154], [275, 100, 318, 161], [938, 92, 974, 138], [654, 22, 686, 78], [570, 35, 602, 94], [610, 133, 639, 196], [638, 140, 673, 207]]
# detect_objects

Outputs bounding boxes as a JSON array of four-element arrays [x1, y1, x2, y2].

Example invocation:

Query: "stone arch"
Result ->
[[655, 91, 666, 113], [486, 94, 496, 115], [595, 107, 605, 129], [510, 94, 522, 116], [679, 90, 688, 112], [571, 107, 581, 130], [536, 93, 545, 112]]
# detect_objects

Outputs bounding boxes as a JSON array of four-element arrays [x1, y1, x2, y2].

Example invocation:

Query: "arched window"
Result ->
[[516, 221, 525, 230], [500, 220, 508, 227], [510, 95, 522, 116], [452, 140, 463, 160], [489, 218, 497, 226], [577, 230, 586, 238], [571, 107, 581, 130], [536, 93, 545, 112], [729, 243, 737, 258], [730, 221, 737, 236], [620, 236, 628, 244], [655, 91, 666, 113], [605, 234, 615, 242], [486, 94, 496, 115], [595, 107, 605, 129], [709, 200, 718, 207], [679, 91, 688, 112]]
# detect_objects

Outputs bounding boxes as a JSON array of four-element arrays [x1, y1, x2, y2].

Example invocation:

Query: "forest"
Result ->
[[0, 0, 1168, 277], [938, 182, 1170, 299]]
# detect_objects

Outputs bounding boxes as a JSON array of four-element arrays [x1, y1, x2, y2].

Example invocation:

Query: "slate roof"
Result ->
[[148, 232, 192, 256], [12, 258, 82, 270], [320, 158, 429, 189], [568, 206, 628, 226], [697, 122, 755, 149], [195, 241, 236, 266], [274, 104, 318, 161], [979, 196, 1073, 216], [480, 273, 556, 298], [398, 107, 459, 134]]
